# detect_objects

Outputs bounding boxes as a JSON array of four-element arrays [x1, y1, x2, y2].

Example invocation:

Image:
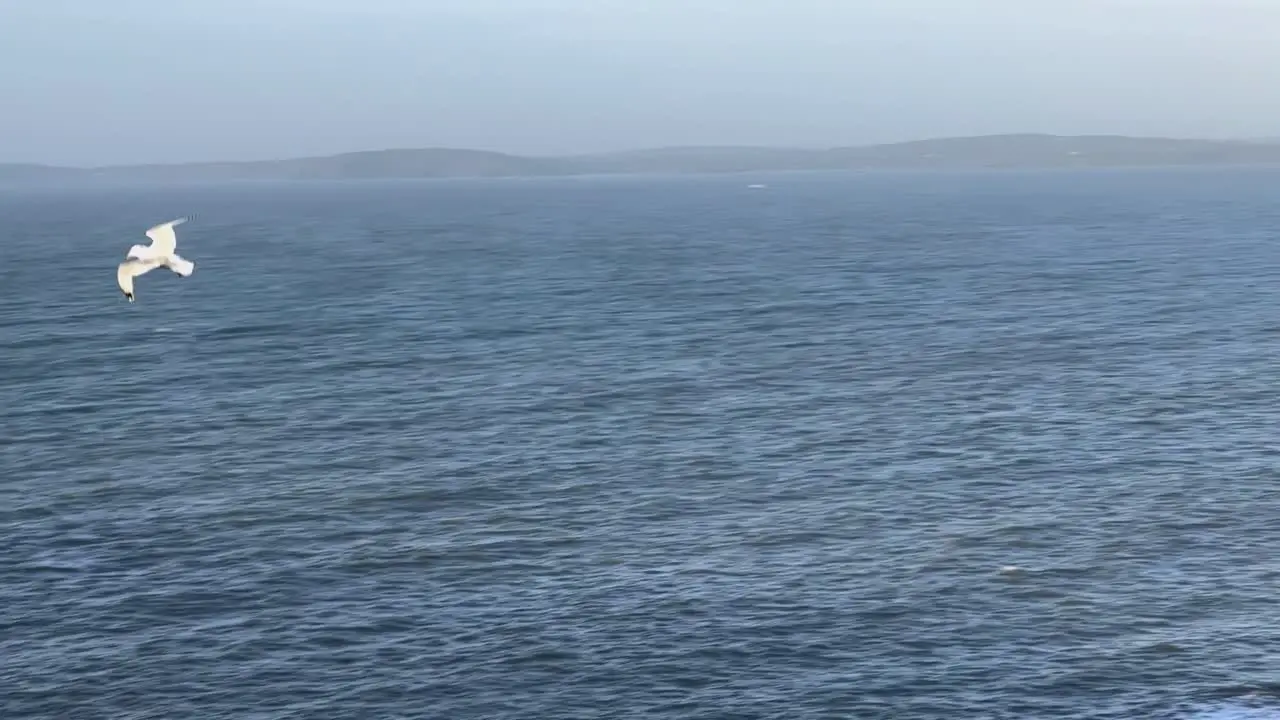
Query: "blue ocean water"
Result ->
[[5, 168, 1280, 719]]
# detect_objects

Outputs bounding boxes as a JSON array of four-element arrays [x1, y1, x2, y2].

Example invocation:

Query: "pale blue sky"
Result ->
[[2, 0, 1278, 165]]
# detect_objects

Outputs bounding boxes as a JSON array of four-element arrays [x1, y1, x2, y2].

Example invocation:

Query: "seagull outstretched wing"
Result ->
[[117, 258, 160, 302], [144, 217, 187, 257]]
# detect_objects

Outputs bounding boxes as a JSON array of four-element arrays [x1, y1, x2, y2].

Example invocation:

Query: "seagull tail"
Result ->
[[167, 255, 195, 277]]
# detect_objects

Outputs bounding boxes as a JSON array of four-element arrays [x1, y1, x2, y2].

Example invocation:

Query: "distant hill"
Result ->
[[8, 134, 1280, 185]]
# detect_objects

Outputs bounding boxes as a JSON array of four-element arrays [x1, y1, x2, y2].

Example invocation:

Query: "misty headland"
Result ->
[[7, 134, 1280, 187]]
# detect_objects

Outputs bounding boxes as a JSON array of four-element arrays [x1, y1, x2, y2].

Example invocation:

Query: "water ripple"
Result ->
[[5, 170, 1280, 718]]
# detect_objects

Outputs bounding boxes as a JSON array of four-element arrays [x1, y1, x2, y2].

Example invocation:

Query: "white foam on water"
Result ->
[[1185, 704, 1280, 719]]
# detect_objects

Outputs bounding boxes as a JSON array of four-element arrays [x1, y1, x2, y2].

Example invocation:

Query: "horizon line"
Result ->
[[6, 132, 1273, 171]]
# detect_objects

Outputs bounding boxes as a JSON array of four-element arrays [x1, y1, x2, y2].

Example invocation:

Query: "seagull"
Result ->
[[117, 218, 196, 302]]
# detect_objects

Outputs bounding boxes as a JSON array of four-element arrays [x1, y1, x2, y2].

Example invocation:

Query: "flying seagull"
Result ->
[[117, 218, 196, 302]]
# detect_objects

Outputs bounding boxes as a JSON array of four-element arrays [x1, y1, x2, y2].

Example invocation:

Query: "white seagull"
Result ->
[[117, 218, 196, 302]]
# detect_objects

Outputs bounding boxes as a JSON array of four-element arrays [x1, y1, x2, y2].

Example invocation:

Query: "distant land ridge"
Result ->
[[6, 134, 1280, 185]]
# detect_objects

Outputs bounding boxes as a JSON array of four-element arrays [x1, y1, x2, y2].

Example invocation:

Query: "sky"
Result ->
[[2, 0, 1279, 166]]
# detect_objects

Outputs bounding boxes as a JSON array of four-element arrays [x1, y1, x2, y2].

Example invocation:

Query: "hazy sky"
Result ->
[[3, 0, 1279, 165]]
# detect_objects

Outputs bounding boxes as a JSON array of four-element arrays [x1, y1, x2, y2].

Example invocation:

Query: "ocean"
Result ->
[[4, 167, 1280, 719]]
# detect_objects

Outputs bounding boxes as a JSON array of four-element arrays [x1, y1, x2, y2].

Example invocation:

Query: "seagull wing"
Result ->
[[117, 258, 159, 298], [144, 218, 186, 256]]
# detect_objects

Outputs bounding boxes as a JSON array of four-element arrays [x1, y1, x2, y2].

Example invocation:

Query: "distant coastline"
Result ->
[[7, 134, 1280, 185]]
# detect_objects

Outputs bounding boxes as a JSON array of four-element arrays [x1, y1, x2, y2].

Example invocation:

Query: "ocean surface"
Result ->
[[6, 168, 1280, 719]]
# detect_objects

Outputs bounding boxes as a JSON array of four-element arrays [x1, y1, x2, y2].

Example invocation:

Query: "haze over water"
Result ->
[[7, 0, 1280, 717], [5, 168, 1280, 718], [5, 1, 1280, 165]]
